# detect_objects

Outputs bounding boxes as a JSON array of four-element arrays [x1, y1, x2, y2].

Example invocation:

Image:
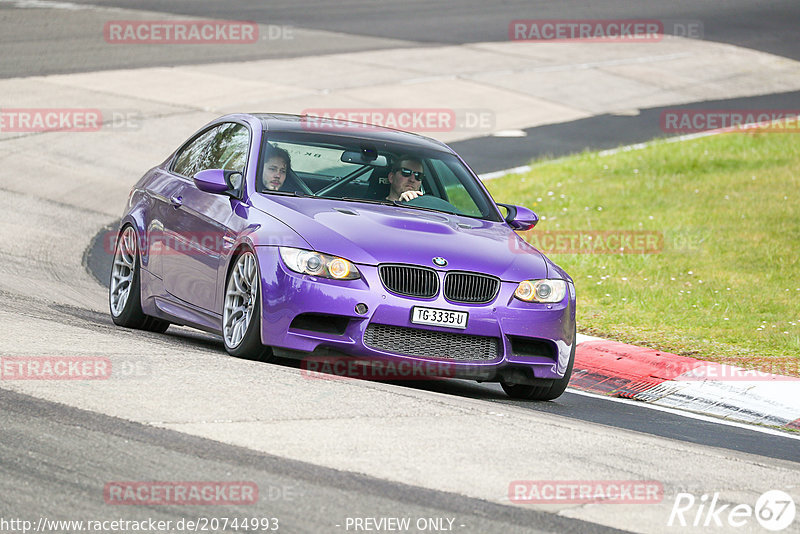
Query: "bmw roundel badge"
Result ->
[[432, 257, 447, 267]]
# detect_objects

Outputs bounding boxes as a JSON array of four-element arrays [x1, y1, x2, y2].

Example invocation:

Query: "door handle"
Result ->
[[170, 195, 183, 208]]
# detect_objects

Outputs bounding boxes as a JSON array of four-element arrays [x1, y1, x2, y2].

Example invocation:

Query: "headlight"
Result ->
[[279, 247, 360, 280], [514, 279, 567, 303]]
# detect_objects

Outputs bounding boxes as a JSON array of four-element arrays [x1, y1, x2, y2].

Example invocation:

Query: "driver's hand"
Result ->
[[399, 190, 424, 202]]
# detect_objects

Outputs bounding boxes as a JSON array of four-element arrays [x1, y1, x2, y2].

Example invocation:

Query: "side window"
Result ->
[[429, 159, 483, 217], [207, 123, 250, 172], [173, 127, 218, 178], [205, 123, 250, 191]]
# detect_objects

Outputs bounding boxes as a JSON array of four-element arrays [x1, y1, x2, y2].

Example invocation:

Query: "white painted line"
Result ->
[[566, 388, 800, 440], [576, 333, 604, 344], [492, 129, 528, 138], [597, 130, 725, 157], [646, 378, 800, 426], [399, 74, 458, 85], [478, 165, 531, 181], [0, 0, 93, 9]]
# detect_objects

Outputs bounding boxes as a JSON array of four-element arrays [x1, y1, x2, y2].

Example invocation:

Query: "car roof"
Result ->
[[251, 113, 453, 152]]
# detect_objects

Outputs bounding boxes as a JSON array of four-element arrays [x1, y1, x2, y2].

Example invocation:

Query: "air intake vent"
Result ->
[[289, 313, 350, 335], [378, 264, 439, 298], [443, 271, 500, 303], [508, 336, 557, 359], [364, 324, 500, 361]]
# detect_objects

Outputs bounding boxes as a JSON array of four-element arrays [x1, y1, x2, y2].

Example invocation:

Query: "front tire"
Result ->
[[109, 225, 170, 333], [222, 250, 272, 361]]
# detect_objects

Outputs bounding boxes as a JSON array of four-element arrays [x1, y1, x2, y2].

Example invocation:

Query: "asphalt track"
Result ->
[[3, 0, 799, 77], [2, 2, 800, 533], [1, 388, 622, 534]]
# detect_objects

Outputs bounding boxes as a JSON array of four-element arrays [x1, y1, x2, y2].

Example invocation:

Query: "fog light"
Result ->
[[355, 303, 368, 315]]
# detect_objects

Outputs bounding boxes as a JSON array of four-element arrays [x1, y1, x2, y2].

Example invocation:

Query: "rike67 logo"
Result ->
[[669, 490, 796, 531]]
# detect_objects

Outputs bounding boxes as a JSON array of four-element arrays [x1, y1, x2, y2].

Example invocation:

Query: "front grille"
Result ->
[[379, 264, 438, 298], [364, 323, 500, 361], [443, 271, 500, 303]]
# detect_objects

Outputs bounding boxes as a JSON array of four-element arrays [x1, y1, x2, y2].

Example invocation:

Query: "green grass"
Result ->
[[485, 131, 800, 374]]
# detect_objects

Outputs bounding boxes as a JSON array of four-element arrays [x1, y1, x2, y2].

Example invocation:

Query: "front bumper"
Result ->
[[255, 247, 575, 382]]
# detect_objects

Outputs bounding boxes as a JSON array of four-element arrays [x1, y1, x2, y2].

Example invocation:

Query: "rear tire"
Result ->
[[501, 327, 576, 401], [222, 250, 273, 362], [109, 225, 170, 333]]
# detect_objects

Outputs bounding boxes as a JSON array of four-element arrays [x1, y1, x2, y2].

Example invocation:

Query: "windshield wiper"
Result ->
[[333, 197, 395, 206], [262, 190, 312, 197], [292, 196, 461, 218], [391, 203, 449, 215], [336, 197, 459, 217], [333, 197, 447, 213]]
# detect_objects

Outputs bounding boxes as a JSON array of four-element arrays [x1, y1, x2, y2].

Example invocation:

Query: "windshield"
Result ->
[[257, 133, 502, 222]]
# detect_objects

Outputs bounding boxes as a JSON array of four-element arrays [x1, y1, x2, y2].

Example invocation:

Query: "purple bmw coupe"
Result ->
[[109, 113, 576, 400]]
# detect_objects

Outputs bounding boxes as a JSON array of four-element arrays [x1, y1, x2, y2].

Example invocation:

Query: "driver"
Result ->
[[262, 144, 291, 191], [386, 156, 425, 202]]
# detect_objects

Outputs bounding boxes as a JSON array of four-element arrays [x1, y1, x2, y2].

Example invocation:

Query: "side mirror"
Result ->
[[497, 203, 538, 231], [193, 169, 240, 194]]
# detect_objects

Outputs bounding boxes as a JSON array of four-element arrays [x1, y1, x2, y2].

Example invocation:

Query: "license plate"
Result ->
[[410, 306, 468, 329]]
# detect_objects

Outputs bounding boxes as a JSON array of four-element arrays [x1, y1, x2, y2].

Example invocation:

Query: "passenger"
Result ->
[[262, 144, 291, 191], [386, 156, 425, 202]]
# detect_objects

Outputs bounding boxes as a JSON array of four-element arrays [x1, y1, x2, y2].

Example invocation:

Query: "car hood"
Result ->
[[250, 195, 549, 281]]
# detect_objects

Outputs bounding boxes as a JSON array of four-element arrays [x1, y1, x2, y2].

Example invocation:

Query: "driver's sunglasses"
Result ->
[[397, 167, 424, 181]]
